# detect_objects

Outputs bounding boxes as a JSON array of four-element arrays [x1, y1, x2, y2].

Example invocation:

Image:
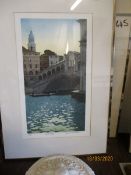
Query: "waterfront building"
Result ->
[[23, 47, 40, 81], [49, 55, 60, 67], [40, 54, 49, 71], [64, 51, 80, 73], [23, 31, 40, 81], [40, 50, 61, 72]]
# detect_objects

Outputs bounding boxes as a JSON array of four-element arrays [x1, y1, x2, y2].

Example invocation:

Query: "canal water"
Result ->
[[26, 95, 85, 133]]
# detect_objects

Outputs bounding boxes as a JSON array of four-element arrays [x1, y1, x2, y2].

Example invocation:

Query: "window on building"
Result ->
[[35, 71, 38, 75], [29, 71, 33, 75], [30, 64, 32, 68], [24, 64, 26, 69], [35, 64, 37, 68]]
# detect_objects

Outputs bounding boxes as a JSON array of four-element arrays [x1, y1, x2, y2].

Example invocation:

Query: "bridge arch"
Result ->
[[39, 75, 42, 80], [52, 69, 56, 74], [56, 66, 60, 72], [61, 64, 65, 71], [47, 71, 52, 76], [43, 73, 47, 79]]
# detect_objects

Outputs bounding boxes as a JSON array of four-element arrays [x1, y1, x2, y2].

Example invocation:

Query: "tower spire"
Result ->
[[28, 30, 36, 52]]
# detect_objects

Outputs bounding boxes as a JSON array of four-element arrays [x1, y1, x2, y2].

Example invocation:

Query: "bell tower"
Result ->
[[28, 30, 36, 52]]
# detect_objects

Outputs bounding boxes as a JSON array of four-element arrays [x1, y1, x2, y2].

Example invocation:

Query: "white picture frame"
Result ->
[[0, 0, 113, 159]]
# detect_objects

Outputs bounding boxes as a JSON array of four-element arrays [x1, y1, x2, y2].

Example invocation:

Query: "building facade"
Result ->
[[23, 48, 40, 80], [64, 51, 80, 73], [23, 31, 40, 81], [49, 55, 60, 67], [40, 54, 49, 71]]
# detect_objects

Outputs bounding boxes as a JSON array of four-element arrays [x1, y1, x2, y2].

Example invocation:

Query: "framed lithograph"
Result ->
[[0, 0, 113, 158], [15, 13, 92, 138]]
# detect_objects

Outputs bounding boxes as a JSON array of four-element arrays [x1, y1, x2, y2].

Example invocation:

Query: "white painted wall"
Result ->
[[0, 0, 113, 158], [109, 16, 131, 137], [109, 0, 131, 137], [116, 0, 131, 14]]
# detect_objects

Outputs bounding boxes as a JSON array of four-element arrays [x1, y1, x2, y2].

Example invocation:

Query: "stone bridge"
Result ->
[[25, 60, 67, 94], [32, 72, 71, 94], [39, 60, 66, 80]]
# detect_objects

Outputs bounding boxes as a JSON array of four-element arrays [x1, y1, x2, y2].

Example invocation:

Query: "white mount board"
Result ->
[[0, 0, 113, 158]]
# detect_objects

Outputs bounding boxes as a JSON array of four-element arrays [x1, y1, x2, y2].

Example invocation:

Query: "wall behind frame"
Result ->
[[0, 0, 113, 158], [109, 0, 131, 137], [116, 0, 131, 14]]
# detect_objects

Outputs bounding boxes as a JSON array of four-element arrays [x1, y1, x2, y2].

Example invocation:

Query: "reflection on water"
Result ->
[[26, 95, 85, 133]]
